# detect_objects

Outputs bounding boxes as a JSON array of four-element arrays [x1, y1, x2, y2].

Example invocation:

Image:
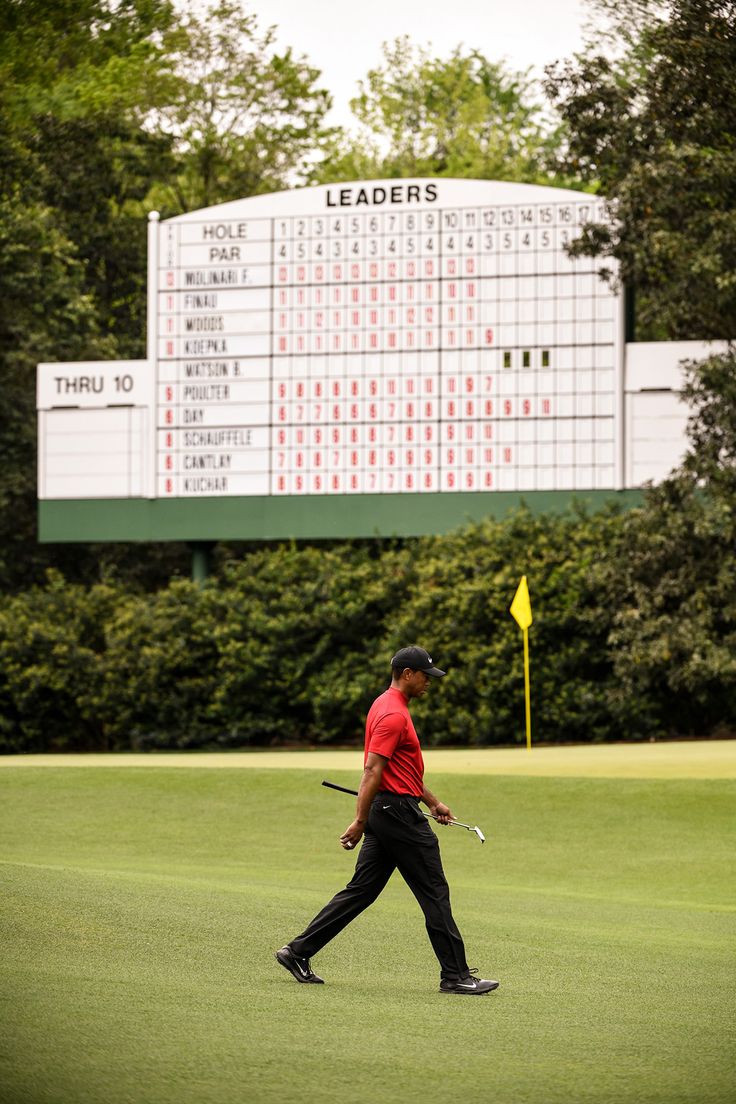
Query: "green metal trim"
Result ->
[[38, 490, 644, 543]]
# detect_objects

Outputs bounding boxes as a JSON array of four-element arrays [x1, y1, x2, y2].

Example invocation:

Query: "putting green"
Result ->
[[1, 739, 734, 778]]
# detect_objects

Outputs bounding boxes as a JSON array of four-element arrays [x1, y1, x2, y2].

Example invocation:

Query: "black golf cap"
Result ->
[[391, 646, 446, 678]]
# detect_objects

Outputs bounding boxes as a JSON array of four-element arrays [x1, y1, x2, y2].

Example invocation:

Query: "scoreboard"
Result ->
[[38, 178, 628, 541]]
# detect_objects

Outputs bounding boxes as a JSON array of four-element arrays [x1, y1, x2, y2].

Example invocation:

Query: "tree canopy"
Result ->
[[546, 0, 736, 340], [316, 37, 564, 185]]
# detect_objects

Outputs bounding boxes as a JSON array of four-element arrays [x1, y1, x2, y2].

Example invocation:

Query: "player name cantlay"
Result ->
[[182, 453, 232, 470]]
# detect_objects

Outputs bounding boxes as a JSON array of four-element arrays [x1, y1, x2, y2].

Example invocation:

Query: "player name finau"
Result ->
[[183, 294, 217, 309]]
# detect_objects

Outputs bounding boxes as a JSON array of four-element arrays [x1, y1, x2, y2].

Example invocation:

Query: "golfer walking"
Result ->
[[275, 646, 499, 995]]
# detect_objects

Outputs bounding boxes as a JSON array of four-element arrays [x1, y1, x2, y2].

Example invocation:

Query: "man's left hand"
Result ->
[[340, 820, 365, 850], [430, 801, 454, 824]]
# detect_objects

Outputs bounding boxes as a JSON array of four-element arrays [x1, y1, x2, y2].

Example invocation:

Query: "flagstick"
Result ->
[[523, 627, 532, 751], [509, 575, 533, 753]]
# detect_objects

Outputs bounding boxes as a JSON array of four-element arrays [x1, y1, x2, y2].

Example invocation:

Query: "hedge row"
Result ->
[[1, 498, 734, 753]]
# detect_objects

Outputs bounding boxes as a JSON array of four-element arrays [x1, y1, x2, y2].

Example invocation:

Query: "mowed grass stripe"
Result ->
[[1, 738, 735, 777], [1, 767, 734, 1104]]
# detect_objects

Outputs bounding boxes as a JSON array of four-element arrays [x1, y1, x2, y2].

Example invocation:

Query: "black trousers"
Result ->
[[289, 791, 470, 980]]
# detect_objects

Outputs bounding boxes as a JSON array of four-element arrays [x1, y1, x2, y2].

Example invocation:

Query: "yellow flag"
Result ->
[[510, 575, 533, 630]]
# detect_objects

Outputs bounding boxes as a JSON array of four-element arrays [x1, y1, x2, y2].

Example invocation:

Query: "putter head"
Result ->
[[474, 826, 486, 844]]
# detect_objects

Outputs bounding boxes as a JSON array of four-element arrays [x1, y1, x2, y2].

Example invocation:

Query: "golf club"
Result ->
[[321, 780, 486, 843]]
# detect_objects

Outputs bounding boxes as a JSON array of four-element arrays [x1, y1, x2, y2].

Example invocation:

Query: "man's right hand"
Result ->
[[339, 820, 365, 850]]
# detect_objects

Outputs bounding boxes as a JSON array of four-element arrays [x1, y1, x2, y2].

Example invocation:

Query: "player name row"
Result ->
[[157, 420, 615, 456], [155, 377, 592, 404], [158, 324, 611, 359], [156, 375, 615, 402], [162, 204, 607, 247], [157, 400, 614, 431], [158, 439, 615, 471], [158, 281, 611, 314], [162, 260, 608, 294], [159, 257, 584, 294], [160, 254, 594, 292], [158, 305, 610, 336], [156, 464, 616, 498]]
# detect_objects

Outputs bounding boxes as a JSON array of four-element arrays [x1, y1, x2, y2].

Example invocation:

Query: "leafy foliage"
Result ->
[[545, 0, 736, 339], [0, 572, 116, 752], [148, 0, 335, 211], [317, 38, 564, 185]]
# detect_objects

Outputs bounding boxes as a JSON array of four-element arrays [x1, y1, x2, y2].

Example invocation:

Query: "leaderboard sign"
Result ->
[[37, 179, 624, 539]]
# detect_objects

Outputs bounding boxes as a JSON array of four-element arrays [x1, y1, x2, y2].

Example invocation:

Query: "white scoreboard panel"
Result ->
[[153, 179, 623, 500]]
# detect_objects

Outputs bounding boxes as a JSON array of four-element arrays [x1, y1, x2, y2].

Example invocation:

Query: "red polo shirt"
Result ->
[[364, 686, 424, 797]]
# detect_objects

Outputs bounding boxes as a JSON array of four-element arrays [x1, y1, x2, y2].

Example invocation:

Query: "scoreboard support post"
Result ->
[[189, 541, 214, 585]]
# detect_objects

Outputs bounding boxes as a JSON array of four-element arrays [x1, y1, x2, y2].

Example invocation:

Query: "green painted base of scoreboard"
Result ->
[[38, 489, 643, 543]]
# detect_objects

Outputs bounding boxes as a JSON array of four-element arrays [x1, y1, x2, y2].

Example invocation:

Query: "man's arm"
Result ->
[[339, 752, 387, 850], [421, 783, 454, 824]]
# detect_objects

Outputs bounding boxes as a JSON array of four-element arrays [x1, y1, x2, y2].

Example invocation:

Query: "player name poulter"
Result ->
[[182, 384, 230, 401]]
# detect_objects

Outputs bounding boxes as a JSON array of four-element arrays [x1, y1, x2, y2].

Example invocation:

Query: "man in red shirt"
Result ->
[[275, 645, 499, 995]]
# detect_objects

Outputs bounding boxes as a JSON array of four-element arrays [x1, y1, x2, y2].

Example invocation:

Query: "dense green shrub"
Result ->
[[92, 580, 225, 750], [603, 481, 736, 738], [0, 499, 734, 753], [375, 506, 628, 747], [211, 543, 412, 745], [0, 572, 116, 752]]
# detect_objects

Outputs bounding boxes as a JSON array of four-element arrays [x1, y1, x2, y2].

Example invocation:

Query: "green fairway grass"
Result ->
[[4, 738, 736, 777], [1, 762, 734, 1104]]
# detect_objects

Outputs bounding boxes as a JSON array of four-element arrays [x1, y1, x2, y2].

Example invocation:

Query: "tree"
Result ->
[[545, 0, 736, 340], [0, 194, 118, 590], [681, 347, 736, 499], [147, 0, 335, 212], [0, 0, 178, 354], [315, 37, 564, 185]]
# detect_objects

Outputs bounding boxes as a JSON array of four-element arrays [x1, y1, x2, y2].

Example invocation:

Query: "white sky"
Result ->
[[249, 0, 590, 128]]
